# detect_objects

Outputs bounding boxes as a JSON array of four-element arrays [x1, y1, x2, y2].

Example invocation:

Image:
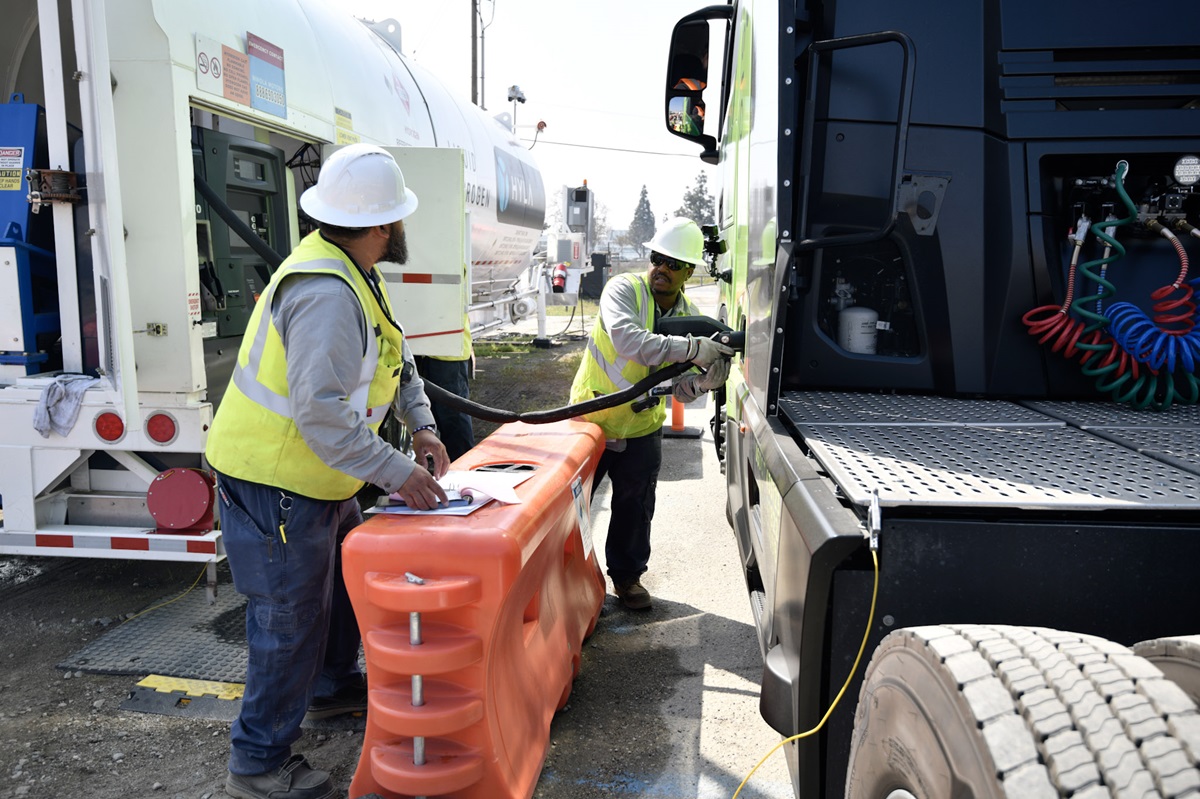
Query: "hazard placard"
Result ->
[[0, 147, 24, 191]]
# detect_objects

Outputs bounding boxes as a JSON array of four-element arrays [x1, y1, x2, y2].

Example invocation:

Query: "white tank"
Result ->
[[148, 0, 546, 288]]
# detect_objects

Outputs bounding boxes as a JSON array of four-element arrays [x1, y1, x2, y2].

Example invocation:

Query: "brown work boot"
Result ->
[[613, 578, 652, 610]]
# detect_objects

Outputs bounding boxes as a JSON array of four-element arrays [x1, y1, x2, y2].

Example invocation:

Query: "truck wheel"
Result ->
[[845, 625, 1200, 799], [1133, 635, 1200, 705]]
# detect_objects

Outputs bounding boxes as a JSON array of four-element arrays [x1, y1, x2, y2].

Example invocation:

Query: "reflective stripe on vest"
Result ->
[[569, 273, 699, 440], [205, 232, 403, 500], [230, 258, 389, 422]]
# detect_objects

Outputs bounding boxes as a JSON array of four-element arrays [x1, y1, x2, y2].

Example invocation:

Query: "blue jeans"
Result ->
[[414, 356, 475, 460], [215, 472, 364, 775], [592, 429, 663, 583]]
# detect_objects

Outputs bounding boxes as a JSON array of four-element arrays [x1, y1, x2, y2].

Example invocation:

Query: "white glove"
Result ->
[[688, 335, 735, 368], [695, 357, 730, 392]]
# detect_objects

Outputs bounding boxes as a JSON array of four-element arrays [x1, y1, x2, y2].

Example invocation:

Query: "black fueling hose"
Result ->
[[421, 360, 696, 425], [420, 328, 744, 425]]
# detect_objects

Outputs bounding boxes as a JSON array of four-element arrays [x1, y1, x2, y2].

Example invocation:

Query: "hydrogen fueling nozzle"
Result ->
[[657, 315, 745, 353]]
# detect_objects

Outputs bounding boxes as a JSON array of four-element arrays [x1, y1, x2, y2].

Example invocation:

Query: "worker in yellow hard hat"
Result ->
[[569, 216, 734, 611]]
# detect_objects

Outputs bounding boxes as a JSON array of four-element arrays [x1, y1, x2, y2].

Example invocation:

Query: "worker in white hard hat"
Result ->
[[206, 143, 450, 799], [568, 216, 734, 610]]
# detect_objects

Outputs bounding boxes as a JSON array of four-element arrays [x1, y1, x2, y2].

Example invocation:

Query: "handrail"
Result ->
[[795, 30, 916, 252]]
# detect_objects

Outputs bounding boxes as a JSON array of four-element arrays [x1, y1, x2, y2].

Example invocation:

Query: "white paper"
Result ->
[[440, 470, 529, 505], [365, 470, 532, 517]]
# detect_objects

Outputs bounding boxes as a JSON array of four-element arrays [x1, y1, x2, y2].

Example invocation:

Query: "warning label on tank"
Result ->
[[0, 147, 23, 191]]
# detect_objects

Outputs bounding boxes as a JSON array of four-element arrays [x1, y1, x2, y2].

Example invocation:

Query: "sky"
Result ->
[[346, 0, 716, 234]]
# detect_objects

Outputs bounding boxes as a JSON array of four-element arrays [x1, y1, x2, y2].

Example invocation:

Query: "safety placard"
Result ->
[[193, 34, 258, 110], [194, 35, 222, 96], [0, 147, 24, 191], [247, 33, 286, 119], [335, 106, 360, 144], [572, 476, 593, 559]]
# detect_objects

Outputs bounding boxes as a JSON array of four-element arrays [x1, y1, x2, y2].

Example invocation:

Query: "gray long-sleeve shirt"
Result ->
[[598, 275, 707, 404], [273, 271, 436, 494]]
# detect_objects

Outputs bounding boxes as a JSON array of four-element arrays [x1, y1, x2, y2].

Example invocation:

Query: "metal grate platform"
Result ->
[[779, 391, 1062, 426], [781, 392, 1200, 511], [1023, 400, 1200, 429], [1023, 400, 1200, 477], [60, 587, 250, 682], [798, 424, 1200, 510]]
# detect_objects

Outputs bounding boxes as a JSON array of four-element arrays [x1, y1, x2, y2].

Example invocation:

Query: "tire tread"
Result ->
[[851, 625, 1200, 799]]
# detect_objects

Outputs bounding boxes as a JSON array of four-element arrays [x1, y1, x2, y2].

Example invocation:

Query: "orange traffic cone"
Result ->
[[663, 397, 701, 439]]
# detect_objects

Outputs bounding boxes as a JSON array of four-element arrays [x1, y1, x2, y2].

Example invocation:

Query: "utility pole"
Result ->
[[472, 6, 482, 109], [470, 0, 478, 105]]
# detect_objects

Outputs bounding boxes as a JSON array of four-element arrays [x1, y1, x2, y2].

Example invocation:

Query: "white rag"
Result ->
[[32, 374, 100, 438]]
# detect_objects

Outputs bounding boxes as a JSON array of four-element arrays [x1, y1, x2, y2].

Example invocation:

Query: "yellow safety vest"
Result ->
[[569, 273, 699, 440], [206, 232, 405, 500]]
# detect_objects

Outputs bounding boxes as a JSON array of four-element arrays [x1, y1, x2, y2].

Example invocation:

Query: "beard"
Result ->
[[382, 222, 409, 265]]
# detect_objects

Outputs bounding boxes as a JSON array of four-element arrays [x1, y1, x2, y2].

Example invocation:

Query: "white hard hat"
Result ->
[[643, 217, 705, 265], [300, 144, 419, 227]]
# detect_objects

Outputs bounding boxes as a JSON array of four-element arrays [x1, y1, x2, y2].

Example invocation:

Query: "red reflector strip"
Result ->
[[36, 534, 73, 548], [400, 274, 434, 284], [187, 541, 217, 554], [406, 328, 465, 340], [112, 537, 150, 551]]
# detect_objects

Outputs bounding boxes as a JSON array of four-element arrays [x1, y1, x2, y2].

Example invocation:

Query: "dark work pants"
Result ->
[[592, 429, 663, 584], [414, 356, 475, 461], [215, 472, 364, 776]]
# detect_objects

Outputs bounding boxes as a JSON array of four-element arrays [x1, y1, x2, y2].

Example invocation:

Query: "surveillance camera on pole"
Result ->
[[508, 85, 526, 133]]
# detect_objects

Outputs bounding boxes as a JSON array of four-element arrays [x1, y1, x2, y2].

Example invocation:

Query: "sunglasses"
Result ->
[[650, 252, 693, 272]]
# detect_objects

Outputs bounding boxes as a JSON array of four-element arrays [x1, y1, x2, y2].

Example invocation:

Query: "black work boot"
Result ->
[[225, 754, 337, 799], [613, 578, 652, 610], [305, 673, 368, 721]]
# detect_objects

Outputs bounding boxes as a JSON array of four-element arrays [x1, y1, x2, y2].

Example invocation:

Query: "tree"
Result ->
[[628, 185, 656, 256], [676, 170, 715, 225], [592, 201, 610, 243], [542, 193, 562, 233]]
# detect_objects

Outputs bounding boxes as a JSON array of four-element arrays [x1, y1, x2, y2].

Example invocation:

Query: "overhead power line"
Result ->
[[518, 138, 699, 158]]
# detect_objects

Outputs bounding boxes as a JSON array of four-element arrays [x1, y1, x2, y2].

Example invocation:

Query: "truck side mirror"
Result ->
[[664, 11, 731, 163]]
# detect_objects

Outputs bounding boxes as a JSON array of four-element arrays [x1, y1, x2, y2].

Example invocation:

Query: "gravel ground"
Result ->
[[0, 335, 590, 799]]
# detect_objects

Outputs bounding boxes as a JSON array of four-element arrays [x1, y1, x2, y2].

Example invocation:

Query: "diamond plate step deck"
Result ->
[[59, 586, 249, 682], [779, 392, 1200, 511]]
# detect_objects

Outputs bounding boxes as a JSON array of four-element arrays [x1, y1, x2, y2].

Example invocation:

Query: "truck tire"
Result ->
[[845, 625, 1200, 799], [1133, 635, 1200, 706]]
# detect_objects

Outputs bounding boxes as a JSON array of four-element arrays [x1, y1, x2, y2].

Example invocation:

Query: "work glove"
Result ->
[[687, 335, 735, 369], [695, 357, 730, 393]]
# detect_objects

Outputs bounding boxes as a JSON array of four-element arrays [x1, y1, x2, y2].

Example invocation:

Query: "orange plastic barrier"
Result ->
[[343, 420, 607, 799]]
